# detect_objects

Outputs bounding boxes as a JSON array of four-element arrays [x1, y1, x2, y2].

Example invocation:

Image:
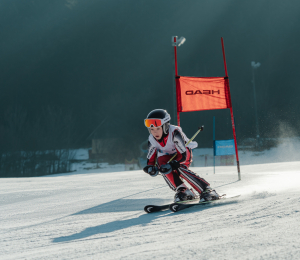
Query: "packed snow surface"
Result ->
[[1, 161, 300, 259]]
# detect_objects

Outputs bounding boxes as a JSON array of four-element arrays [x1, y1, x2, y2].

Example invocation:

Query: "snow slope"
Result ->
[[1, 161, 300, 259]]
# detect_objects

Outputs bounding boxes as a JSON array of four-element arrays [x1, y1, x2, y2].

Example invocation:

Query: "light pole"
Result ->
[[251, 61, 261, 149], [172, 36, 186, 125]]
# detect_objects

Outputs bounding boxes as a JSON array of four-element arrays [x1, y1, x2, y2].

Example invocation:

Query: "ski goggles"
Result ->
[[144, 118, 164, 128]]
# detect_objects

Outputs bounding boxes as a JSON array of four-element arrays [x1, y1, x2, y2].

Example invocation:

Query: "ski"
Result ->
[[144, 197, 200, 213], [144, 204, 170, 213], [169, 194, 241, 213]]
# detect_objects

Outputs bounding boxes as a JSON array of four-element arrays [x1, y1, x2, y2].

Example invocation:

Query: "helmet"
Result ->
[[145, 109, 171, 134]]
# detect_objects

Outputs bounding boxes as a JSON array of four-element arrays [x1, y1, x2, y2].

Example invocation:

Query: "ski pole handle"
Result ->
[[167, 125, 204, 163]]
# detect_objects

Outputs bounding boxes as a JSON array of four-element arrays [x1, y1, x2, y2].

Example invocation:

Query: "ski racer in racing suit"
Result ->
[[143, 109, 219, 202]]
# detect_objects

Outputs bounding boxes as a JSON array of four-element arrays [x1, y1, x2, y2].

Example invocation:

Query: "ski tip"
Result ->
[[144, 205, 154, 213]]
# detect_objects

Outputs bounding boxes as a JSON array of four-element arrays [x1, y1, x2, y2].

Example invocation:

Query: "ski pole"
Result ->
[[167, 125, 204, 163]]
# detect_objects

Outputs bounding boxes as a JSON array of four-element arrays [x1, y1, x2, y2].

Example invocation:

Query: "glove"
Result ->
[[143, 165, 159, 177], [159, 164, 172, 175], [169, 160, 180, 171]]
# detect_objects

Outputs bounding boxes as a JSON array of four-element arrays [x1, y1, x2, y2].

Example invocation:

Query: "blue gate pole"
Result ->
[[213, 116, 215, 174]]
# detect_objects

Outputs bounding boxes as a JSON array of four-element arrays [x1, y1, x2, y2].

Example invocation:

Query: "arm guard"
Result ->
[[173, 130, 187, 163], [146, 141, 157, 165]]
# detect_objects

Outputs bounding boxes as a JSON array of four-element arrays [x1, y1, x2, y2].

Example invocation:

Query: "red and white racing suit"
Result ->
[[147, 125, 210, 195]]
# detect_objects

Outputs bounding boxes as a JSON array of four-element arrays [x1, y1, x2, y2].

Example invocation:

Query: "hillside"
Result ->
[[1, 159, 300, 259]]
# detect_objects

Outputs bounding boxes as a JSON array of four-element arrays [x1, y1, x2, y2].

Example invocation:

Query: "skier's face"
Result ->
[[150, 126, 163, 140]]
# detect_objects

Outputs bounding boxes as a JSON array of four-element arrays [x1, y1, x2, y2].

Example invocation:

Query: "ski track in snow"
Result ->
[[1, 162, 300, 259]]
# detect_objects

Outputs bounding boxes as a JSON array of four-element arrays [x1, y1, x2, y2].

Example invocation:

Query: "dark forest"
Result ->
[[1, 0, 300, 176]]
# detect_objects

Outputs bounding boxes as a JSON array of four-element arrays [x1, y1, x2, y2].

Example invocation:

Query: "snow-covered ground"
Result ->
[[1, 144, 300, 259]]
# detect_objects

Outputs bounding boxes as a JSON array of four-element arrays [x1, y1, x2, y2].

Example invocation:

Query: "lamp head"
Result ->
[[251, 61, 261, 69], [172, 36, 186, 47]]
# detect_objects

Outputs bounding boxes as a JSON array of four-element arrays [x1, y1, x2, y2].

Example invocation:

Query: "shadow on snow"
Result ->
[[73, 198, 169, 214], [52, 200, 238, 243]]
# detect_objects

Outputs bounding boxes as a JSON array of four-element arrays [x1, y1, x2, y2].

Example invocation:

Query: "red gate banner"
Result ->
[[176, 76, 232, 112]]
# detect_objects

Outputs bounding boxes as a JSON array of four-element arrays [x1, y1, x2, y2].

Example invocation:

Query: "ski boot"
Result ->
[[200, 186, 220, 202], [174, 184, 196, 202]]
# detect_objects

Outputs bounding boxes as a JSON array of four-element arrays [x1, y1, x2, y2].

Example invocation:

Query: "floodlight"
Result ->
[[251, 61, 261, 69], [177, 37, 186, 46], [172, 36, 186, 47]]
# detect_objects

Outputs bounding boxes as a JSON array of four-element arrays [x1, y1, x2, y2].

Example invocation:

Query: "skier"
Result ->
[[143, 109, 219, 202]]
